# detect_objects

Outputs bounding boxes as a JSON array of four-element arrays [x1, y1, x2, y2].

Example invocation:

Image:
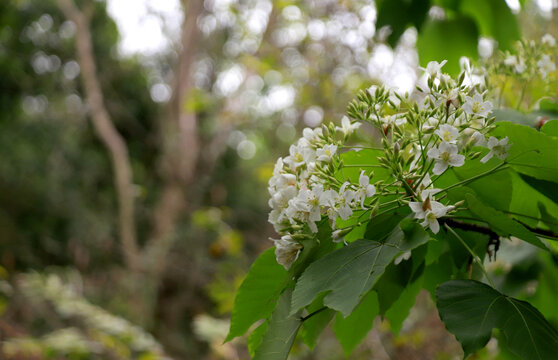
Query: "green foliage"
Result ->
[[291, 221, 430, 317], [332, 290, 379, 355], [226, 248, 289, 341], [460, 0, 520, 51], [436, 280, 558, 359], [253, 289, 301, 360], [417, 17, 479, 74], [493, 122, 558, 182], [375, 0, 431, 47], [465, 194, 547, 250]]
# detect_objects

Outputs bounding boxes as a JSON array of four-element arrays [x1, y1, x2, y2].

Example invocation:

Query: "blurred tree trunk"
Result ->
[[56, 0, 141, 272], [144, 0, 204, 282]]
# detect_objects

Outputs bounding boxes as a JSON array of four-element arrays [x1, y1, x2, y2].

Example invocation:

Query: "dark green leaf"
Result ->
[[541, 120, 558, 137], [253, 289, 302, 360], [385, 273, 424, 335], [453, 159, 513, 211], [291, 221, 429, 317], [492, 122, 558, 182], [300, 296, 335, 350], [226, 248, 289, 341], [436, 280, 558, 359], [466, 194, 547, 250], [375, 0, 431, 47], [538, 203, 558, 235], [417, 17, 479, 75], [333, 290, 379, 355], [460, 0, 520, 50], [520, 174, 558, 203]]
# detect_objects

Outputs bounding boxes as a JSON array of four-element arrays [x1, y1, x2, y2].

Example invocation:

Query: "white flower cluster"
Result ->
[[268, 59, 512, 269], [268, 117, 381, 269], [502, 34, 556, 79]]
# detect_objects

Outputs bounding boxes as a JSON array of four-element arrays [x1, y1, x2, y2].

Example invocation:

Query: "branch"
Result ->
[[57, 0, 140, 271], [144, 0, 205, 278], [443, 218, 558, 241]]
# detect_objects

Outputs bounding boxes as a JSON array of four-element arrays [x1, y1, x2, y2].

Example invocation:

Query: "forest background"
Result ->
[[0, 0, 557, 359]]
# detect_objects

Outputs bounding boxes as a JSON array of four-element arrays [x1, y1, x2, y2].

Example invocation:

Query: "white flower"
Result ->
[[471, 131, 486, 147], [323, 182, 355, 226], [283, 142, 314, 171], [416, 173, 440, 198], [503, 55, 526, 74], [293, 184, 329, 233], [385, 114, 407, 126], [409, 191, 448, 234], [537, 55, 556, 79], [542, 34, 556, 47], [354, 171, 376, 209], [316, 144, 337, 162], [435, 124, 459, 144], [336, 182, 355, 220], [302, 127, 323, 142], [463, 93, 493, 118], [427, 142, 465, 175], [272, 235, 302, 270], [336, 116, 361, 136], [481, 136, 511, 163], [421, 116, 438, 131], [420, 60, 448, 79]]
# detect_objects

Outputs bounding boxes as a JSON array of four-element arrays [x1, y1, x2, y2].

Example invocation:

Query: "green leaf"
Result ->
[[333, 290, 379, 355], [226, 248, 289, 341], [538, 203, 558, 234], [492, 122, 558, 182], [493, 109, 537, 127], [385, 273, 424, 335], [417, 17, 479, 75], [253, 288, 302, 360], [375, 0, 431, 47], [248, 321, 268, 358], [541, 120, 558, 137], [300, 296, 335, 350], [466, 194, 547, 250], [539, 99, 558, 114], [453, 159, 513, 211], [291, 221, 429, 317], [460, 0, 520, 51], [520, 174, 558, 204], [436, 280, 558, 359], [338, 148, 390, 184]]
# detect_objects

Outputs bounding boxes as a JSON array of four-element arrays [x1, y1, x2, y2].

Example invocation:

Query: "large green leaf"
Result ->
[[417, 17, 479, 75], [375, 0, 431, 47], [460, 0, 520, 50], [333, 290, 379, 355], [291, 221, 429, 317], [492, 122, 558, 182], [453, 158, 513, 211], [520, 174, 558, 204], [541, 120, 558, 136], [226, 248, 289, 341], [466, 194, 547, 250], [253, 289, 302, 360], [300, 296, 335, 350], [436, 280, 558, 359], [384, 273, 424, 335]]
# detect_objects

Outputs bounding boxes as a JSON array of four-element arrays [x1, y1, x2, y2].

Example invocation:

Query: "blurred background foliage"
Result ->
[[0, 0, 557, 359]]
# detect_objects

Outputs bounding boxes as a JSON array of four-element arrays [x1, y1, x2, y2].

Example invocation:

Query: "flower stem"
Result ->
[[444, 224, 495, 288], [438, 163, 508, 195]]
